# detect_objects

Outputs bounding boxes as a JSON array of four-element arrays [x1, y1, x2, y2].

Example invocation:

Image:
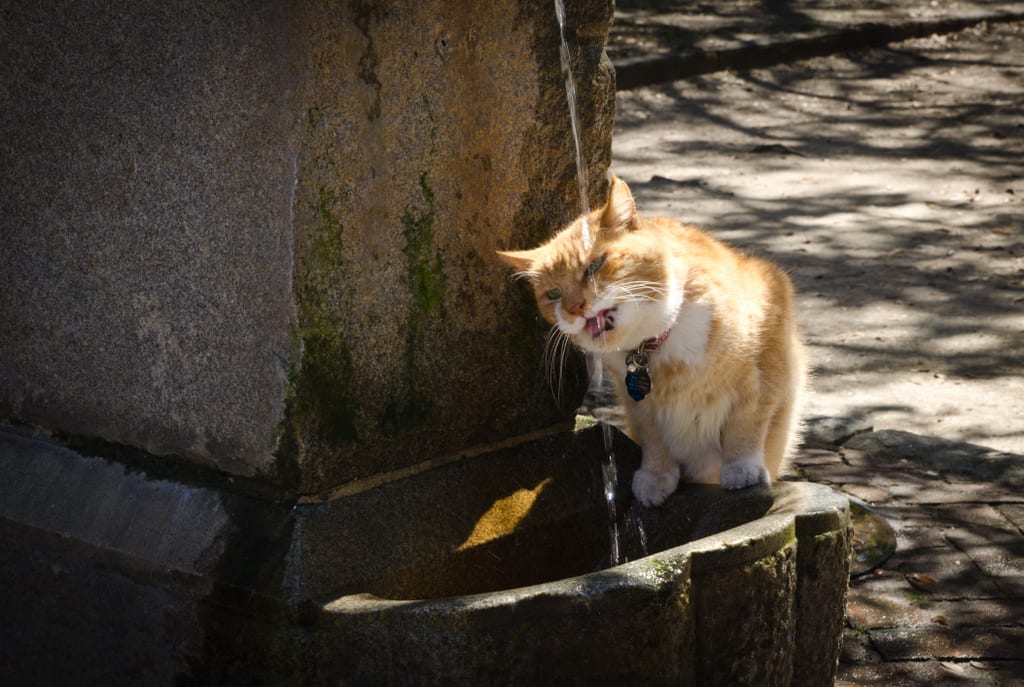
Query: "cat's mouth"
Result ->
[[584, 308, 617, 338]]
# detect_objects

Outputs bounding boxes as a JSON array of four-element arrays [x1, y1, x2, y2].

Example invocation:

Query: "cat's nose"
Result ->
[[567, 300, 586, 316]]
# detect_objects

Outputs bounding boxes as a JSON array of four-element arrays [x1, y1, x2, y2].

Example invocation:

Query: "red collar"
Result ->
[[640, 329, 671, 354]]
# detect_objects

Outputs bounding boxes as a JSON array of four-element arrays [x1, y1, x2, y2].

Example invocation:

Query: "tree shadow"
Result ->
[[611, 23, 1024, 448], [612, 0, 822, 59]]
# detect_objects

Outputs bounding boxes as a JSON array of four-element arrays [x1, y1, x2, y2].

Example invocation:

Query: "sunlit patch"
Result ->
[[456, 478, 553, 551]]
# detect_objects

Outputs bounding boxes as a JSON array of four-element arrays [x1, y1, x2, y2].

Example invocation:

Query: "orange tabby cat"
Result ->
[[498, 176, 805, 507]]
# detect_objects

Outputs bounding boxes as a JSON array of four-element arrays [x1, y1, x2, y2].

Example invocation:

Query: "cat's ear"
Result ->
[[601, 175, 637, 231], [495, 248, 540, 277]]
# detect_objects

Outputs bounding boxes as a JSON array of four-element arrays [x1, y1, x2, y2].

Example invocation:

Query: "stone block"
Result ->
[[837, 447, 873, 467], [937, 503, 1022, 529], [838, 628, 883, 665], [841, 483, 892, 504], [998, 504, 1024, 531], [896, 524, 955, 551], [838, 659, 1013, 686], [870, 626, 1024, 661], [1, 0, 296, 478], [797, 463, 874, 485], [844, 431, 1024, 488], [992, 576, 1024, 599], [802, 415, 873, 448], [846, 586, 935, 630], [792, 447, 846, 466], [927, 599, 1024, 629], [283, 0, 617, 492], [888, 546, 1004, 600], [693, 540, 798, 687], [939, 475, 1023, 503], [945, 526, 1024, 577], [792, 527, 851, 686], [0, 0, 617, 494], [849, 591, 1024, 632]]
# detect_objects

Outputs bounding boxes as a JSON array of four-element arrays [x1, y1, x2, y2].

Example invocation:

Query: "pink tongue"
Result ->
[[584, 311, 605, 336]]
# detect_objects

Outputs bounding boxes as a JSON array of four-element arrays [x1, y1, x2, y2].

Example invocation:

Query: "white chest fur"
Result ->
[[603, 300, 724, 481], [659, 301, 712, 368]]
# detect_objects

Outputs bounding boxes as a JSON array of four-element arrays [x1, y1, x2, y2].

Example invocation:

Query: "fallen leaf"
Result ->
[[905, 571, 938, 592], [931, 615, 949, 626]]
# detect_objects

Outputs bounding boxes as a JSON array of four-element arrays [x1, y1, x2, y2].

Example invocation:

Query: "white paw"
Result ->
[[632, 467, 680, 507], [721, 455, 770, 490]]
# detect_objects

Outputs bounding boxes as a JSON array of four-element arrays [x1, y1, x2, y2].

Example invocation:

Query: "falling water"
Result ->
[[556, 0, 647, 566], [589, 360, 648, 567], [554, 0, 592, 249], [587, 360, 620, 565], [556, 0, 633, 566]]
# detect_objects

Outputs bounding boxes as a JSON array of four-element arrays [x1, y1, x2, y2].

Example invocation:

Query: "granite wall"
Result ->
[[0, 0, 616, 494]]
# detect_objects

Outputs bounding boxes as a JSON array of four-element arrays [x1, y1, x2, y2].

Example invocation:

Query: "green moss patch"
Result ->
[[384, 173, 448, 434], [282, 182, 361, 460]]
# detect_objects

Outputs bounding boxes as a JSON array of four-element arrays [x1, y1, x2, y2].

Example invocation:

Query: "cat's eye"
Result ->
[[584, 255, 606, 278], [545, 288, 562, 301]]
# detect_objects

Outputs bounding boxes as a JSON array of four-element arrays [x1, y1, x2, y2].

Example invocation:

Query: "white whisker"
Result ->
[[606, 279, 667, 304], [543, 325, 574, 403]]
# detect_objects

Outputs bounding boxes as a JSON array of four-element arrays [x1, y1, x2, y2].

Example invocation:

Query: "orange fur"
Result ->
[[498, 176, 806, 506]]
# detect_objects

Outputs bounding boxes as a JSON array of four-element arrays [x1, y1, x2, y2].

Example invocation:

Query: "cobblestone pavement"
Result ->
[[606, 2, 1024, 683], [790, 427, 1023, 685]]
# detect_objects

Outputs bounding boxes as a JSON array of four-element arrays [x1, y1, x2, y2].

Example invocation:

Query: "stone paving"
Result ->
[[607, 2, 1024, 683], [789, 427, 1024, 685]]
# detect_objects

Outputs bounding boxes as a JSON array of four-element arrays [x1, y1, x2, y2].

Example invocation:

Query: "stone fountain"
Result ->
[[0, 1, 849, 685]]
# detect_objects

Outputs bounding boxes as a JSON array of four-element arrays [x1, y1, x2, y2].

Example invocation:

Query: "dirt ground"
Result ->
[[611, 21, 1024, 453]]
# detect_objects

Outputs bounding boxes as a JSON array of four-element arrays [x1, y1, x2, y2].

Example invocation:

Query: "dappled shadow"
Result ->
[[612, 0, 822, 59], [787, 429, 1024, 677], [610, 21, 1024, 449]]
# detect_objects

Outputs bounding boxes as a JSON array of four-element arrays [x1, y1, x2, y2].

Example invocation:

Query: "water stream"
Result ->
[[591, 361, 623, 566], [555, 0, 646, 566], [555, 0, 592, 249]]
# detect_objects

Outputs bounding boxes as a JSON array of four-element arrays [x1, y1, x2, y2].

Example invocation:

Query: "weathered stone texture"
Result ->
[[1, 427, 851, 685], [1, 1, 296, 476], [320, 574, 695, 686], [694, 540, 798, 687], [285, 0, 616, 491], [0, 0, 616, 492], [793, 529, 851, 686]]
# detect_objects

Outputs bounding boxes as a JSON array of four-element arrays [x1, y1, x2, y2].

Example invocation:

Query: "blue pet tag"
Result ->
[[625, 349, 652, 402]]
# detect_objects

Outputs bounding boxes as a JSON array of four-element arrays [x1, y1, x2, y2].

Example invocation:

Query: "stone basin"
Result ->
[[1, 426, 849, 685], [306, 427, 851, 686]]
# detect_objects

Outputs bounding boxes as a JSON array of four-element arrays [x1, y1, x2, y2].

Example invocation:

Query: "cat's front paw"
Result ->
[[632, 467, 680, 507], [720, 455, 770, 490]]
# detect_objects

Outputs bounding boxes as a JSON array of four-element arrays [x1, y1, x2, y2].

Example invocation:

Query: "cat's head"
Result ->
[[498, 176, 682, 354]]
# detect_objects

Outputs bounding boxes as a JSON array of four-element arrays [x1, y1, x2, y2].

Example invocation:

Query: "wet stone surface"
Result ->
[[847, 499, 897, 576]]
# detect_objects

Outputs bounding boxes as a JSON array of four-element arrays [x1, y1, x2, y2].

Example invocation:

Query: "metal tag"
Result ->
[[624, 349, 651, 402]]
